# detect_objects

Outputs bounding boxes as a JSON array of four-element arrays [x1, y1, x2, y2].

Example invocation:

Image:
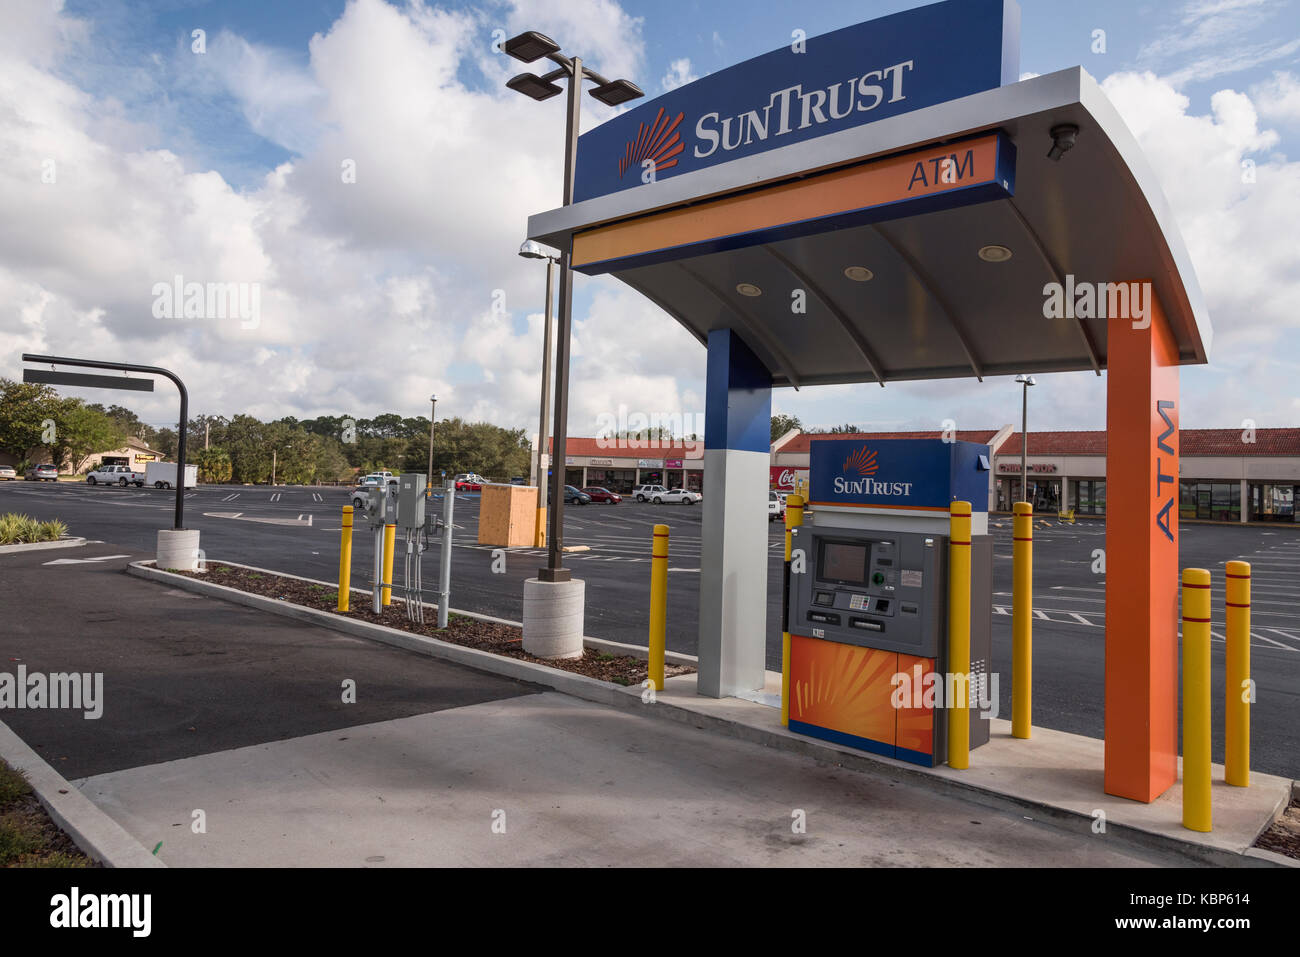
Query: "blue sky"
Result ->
[[5, 0, 1300, 436]]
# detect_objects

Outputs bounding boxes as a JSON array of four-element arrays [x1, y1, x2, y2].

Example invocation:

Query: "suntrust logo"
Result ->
[[618, 108, 685, 179], [833, 446, 913, 496]]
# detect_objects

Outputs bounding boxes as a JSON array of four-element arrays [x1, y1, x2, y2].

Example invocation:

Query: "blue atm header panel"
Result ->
[[808, 438, 990, 511]]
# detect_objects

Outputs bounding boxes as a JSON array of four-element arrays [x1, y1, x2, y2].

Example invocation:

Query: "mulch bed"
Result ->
[[175, 563, 693, 687], [0, 762, 99, 868], [1254, 798, 1300, 859]]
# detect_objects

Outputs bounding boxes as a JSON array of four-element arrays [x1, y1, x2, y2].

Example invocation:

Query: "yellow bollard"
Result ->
[[781, 494, 805, 727], [534, 506, 547, 549], [648, 524, 669, 690], [947, 501, 972, 769], [381, 522, 396, 607], [1012, 501, 1033, 739], [1182, 568, 1212, 832], [1225, 561, 1251, 787], [337, 505, 353, 612]]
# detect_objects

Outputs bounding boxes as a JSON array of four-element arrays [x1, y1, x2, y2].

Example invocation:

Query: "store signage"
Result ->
[[769, 466, 808, 491], [1000, 462, 1057, 473], [665, 458, 683, 468], [574, 0, 1020, 202], [589, 458, 613, 467], [638, 459, 663, 468]]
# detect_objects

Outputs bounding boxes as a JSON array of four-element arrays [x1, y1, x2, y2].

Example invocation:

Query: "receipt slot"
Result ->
[[787, 439, 993, 766]]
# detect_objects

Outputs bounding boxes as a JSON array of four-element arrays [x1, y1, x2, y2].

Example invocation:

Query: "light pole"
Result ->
[[426, 394, 437, 491], [503, 30, 643, 582], [1015, 374, 1036, 507], [520, 240, 558, 547]]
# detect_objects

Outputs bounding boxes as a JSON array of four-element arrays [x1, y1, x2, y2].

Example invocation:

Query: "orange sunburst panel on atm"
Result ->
[[896, 653, 938, 757], [788, 635, 897, 749]]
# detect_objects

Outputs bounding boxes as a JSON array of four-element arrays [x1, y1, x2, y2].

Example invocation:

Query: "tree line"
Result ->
[[0, 378, 532, 485]]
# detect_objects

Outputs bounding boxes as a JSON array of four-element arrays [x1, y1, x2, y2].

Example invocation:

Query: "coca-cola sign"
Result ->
[[769, 466, 806, 490]]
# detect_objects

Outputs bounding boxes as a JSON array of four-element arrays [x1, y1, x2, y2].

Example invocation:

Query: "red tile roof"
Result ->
[[782, 430, 1001, 454], [1000, 429, 1300, 456]]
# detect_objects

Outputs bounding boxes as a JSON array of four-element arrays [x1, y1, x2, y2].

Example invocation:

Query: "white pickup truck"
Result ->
[[86, 464, 145, 487]]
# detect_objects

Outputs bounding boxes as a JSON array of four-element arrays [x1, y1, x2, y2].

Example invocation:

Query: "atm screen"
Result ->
[[818, 540, 870, 585]]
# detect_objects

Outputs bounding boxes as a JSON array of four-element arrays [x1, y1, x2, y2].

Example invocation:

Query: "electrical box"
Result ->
[[787, 438, 993, 767], [363, 483, 396, 526], [397, 473, 426, 529]]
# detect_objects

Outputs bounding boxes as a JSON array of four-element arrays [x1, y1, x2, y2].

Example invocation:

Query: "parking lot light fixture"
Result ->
[[505, 32, 643, 581]]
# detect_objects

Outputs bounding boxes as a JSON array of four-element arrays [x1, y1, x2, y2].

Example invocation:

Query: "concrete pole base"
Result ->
[[157, 528, 202, 572], [522, 577, 585, 659]]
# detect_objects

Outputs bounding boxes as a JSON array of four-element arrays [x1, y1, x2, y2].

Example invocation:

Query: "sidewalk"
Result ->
[[0, 543, 1291, 866]]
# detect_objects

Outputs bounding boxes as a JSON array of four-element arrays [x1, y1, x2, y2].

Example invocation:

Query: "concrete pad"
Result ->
[[630, 671, 1292, 864], [74, 692, 1193, 868]]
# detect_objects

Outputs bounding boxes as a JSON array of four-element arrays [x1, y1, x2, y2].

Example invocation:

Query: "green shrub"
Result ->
[[0, 763, 32, 805], [0, 812, 44, 865], [0, 513, 70, 544]]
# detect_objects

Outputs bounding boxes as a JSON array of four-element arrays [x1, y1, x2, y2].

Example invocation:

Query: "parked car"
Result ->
[[86, 464, 144, 486], [0, 465, 16, 480], [26, 464, 60, 482], [768, 489, 786, 522], [509, 477, 527, 486], [633, 484, 667, 502], [549, 485, 591, 505], [582, 487, 622, 504], [658, 488, 701, 505], [359, 471, 397, 487], [454, 473, 486, 491]]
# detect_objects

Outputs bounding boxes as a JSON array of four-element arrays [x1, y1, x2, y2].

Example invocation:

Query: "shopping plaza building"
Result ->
[[551, 426, 1300, 523]]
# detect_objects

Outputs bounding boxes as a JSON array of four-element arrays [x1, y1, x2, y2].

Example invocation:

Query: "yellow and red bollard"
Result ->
[[1181, 568, 1212, 832], [1012, 501, 1033, 738], [1225, 560, 1251, 787], [381, 522, 396, 606], [648, 524, 669, 691], [948, 501, 972, 769], [781, 494, 805, 727], [337, 505, 353, 612]]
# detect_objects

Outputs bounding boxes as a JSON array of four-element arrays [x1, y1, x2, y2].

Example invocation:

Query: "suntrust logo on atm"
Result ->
[[832, 446, 914, 497]]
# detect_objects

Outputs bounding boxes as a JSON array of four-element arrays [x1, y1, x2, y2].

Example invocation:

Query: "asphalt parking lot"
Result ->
[[2, 479, 1297, 778]]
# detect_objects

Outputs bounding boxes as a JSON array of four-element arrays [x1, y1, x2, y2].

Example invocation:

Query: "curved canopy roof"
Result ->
[[527, 68, 1211, 389]]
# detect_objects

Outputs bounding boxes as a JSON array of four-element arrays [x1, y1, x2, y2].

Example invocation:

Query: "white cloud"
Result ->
[[661, 57, 696, 92], [1253, 70, 1300, 122], [0, 0, 696, 434]]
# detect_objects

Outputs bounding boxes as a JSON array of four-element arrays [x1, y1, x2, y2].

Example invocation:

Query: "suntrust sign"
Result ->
[[573, 0, 1020, 203], [809, 438, 990, 511]]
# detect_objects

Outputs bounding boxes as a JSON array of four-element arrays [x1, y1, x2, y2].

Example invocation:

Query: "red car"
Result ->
[[582, 487, 622, 504], [454, 473, 485, 491]]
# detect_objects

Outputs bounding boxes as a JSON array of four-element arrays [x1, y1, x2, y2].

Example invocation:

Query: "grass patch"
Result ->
[[0, 761, 98, 868]]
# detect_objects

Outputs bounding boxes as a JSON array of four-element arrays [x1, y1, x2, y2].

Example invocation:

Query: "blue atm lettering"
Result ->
[[907, 150, 975, 190], [1155, 400, 1176, 543]]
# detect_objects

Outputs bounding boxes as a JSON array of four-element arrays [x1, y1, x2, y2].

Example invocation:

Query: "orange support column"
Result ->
[[1104, 284, 1180, 802]]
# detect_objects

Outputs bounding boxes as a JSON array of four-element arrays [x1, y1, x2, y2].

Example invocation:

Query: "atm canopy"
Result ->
[[527, 66, 1212, 389]]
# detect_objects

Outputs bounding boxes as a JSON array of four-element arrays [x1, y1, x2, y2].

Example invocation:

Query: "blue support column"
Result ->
[[698, 329, 772, 697]]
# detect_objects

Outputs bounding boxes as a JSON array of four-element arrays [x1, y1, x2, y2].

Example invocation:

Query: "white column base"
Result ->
[[522, 578, 585, 659], [157, 528, 202, 572]]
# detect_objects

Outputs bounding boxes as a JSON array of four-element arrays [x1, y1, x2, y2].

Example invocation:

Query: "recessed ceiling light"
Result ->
[[736, 283, 762, 297], [844, 266, 874, 282], [978, 244, 1013, 263]]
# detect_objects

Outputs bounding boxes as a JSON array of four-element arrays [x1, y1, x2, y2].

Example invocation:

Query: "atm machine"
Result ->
[[787, 439, 993, 766]]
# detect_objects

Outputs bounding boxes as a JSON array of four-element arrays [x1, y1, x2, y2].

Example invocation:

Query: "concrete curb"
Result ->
[[128, 560, 1295, 869], [0, 536, 86, 555], [0, 719, 165, 868]]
